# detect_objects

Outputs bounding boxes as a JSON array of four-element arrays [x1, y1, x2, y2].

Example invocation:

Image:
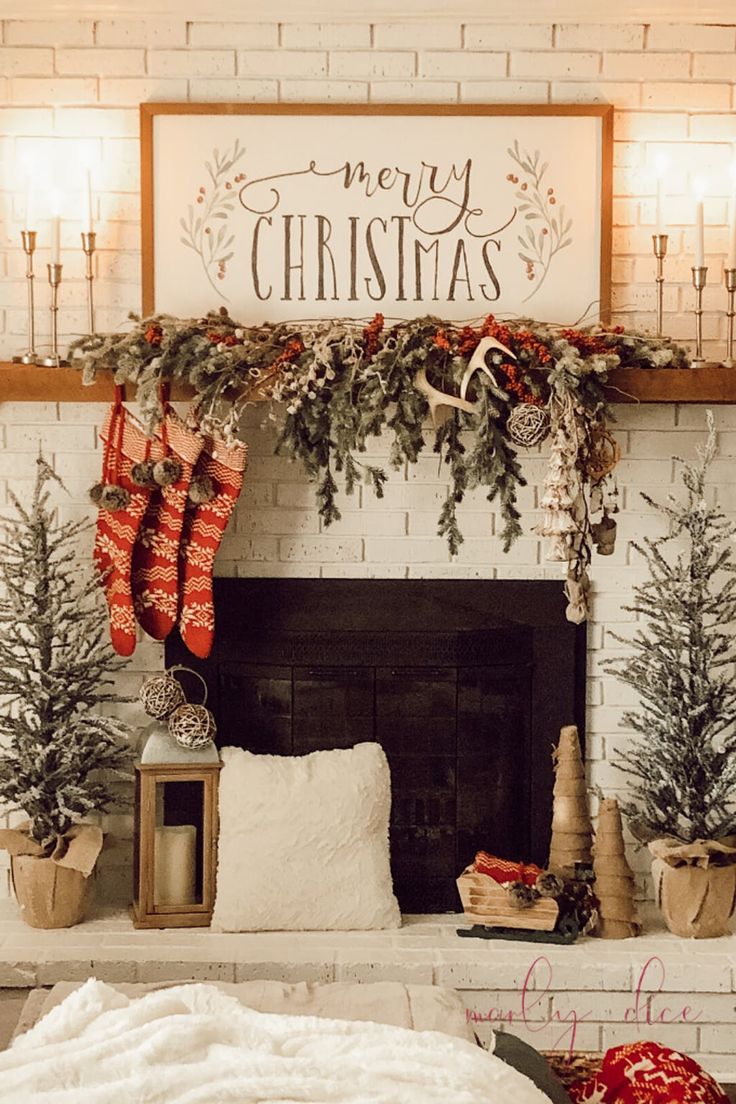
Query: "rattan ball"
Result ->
[[139, 672, 186, 719], [507, 403, 550, 448], [168, 703, 217, 750]]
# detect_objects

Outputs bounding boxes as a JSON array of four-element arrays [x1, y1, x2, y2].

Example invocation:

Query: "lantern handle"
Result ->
[[168, 665, 208, 707]]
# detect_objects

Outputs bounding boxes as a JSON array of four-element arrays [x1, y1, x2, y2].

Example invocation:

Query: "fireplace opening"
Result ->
[[166, 579, 586, 913]]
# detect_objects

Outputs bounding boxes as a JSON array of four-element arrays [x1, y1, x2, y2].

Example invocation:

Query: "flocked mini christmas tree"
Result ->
[[548, 724, 594, 873], [606, 412, 736, 843], [0, 457, 129, 850]]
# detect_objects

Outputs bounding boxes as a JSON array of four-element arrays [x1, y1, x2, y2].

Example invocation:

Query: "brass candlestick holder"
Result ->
[[724, 268, 736, 368], [12, 230, 39, 364], [81, 230, 97, 335], [651, 233, 668, 337], [690, 266, 708, 368], [40, 263, 69, 367]]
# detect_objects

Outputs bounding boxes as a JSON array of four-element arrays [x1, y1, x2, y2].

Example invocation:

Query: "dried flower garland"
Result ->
[[70, 311, 689, 622]]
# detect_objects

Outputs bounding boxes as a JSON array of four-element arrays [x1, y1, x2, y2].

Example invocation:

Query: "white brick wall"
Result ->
[[0, 17, 734, 354], [0, 17, 735, 913]]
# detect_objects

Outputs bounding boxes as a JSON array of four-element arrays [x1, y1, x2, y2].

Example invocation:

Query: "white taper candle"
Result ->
[[694, 184, 705, 269]]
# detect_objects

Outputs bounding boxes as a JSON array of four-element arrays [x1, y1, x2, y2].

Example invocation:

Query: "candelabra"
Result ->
[[81, 230, 97, 335], [12, 231, 39, 365], [651, 233, 668, 337], [40, 263, 69, 367], [690, 266, 708, 368], [724, 268, 736, 369]]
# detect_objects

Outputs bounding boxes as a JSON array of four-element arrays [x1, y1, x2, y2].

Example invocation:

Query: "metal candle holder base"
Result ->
[[81, 230, 96, 335], [690, 266, 708, 368], [651, 233, 668, 337], [39, 263, 69, 368], [12, 230, 39, 365]]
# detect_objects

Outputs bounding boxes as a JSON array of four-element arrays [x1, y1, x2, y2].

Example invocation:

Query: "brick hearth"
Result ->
[[0, 901, 734, 1081]]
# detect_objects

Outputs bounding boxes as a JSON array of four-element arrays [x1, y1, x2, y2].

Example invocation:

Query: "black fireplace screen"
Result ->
[[166, 578, 585, 912]]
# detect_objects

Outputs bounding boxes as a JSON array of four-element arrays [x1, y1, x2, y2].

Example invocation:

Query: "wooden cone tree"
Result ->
[[593, 797, 640, 939], [548, 725, 593, 873]]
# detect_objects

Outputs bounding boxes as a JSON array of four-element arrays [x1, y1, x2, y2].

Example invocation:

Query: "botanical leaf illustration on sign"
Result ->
[[507, 141, 573, 301], [179, 141, 246, 299]]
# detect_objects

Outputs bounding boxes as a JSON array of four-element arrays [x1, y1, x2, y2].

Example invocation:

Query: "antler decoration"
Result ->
[[459, 335, 517, 401], [413, 366, 475, 428], [413, 335, 517, 428]]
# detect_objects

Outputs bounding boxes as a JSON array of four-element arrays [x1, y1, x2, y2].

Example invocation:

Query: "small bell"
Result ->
[[591, 513, 617, 556]]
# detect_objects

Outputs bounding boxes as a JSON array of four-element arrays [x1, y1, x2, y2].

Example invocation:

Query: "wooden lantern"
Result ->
[[132, 761, 221, 929]]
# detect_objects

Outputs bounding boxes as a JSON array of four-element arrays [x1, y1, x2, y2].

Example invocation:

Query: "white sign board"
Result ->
[[142, 105, 611, 326]]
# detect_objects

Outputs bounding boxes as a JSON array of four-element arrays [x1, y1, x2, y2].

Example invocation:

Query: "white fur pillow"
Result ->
[[212, 743, 401, 931]]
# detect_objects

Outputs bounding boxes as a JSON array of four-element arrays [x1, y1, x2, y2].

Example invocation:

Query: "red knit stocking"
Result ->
[[178, 432, 248, 659], [131, 406, 204, 641], [93, 397, 153, 657]]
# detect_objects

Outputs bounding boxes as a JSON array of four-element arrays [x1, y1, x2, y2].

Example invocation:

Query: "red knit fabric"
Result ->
[[178, 432, 248, 659], [474, 852, 544, 886], [131, 408, 203, 641], [94, 403, 153, 657], [569, 1042, 729, 1104]]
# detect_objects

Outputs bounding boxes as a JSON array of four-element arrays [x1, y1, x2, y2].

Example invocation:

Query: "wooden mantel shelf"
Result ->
[[1, 362, 736, 404]]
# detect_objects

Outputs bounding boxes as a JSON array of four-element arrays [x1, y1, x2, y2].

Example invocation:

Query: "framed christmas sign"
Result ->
[[141, 103, 613, 326]]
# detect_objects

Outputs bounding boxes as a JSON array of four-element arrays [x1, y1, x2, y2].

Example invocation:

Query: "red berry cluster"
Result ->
[[206, 331, 241, 347], [433, 329, 452, 351], [560, 328, 611, 356], [145, 325, 163, 347], [362, 313, 385, 357], [497, 362, 545, 407], [275, 338, 305, 365]]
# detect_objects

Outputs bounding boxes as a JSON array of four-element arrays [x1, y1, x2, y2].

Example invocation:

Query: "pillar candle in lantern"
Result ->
[[154, 824, 197, 906]]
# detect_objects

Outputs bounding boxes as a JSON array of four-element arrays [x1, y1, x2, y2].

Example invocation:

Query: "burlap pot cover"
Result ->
[[649, 838, 736, 939], [11, 854, 92, 929]]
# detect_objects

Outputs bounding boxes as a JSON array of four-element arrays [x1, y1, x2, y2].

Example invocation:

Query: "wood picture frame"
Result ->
[[141, 102, 612, 325]]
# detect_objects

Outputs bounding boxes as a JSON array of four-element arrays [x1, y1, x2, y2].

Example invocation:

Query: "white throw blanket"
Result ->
[[0, 978, 550, 1104]]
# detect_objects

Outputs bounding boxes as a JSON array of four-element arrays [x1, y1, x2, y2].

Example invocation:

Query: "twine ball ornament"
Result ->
[[168, 703, 217, 750], [153, 457, 183, 487], [507, 403, 551, 448], [139, 671, 186, 719]]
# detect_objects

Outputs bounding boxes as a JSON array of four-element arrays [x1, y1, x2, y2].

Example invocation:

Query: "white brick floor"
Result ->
[[0, 900, 734, 1079]]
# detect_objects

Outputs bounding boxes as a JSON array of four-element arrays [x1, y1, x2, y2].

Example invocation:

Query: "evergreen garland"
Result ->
[[0, 457, 130, 851], [70, 310, 688, 559], [605, 412, 736, 843]]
